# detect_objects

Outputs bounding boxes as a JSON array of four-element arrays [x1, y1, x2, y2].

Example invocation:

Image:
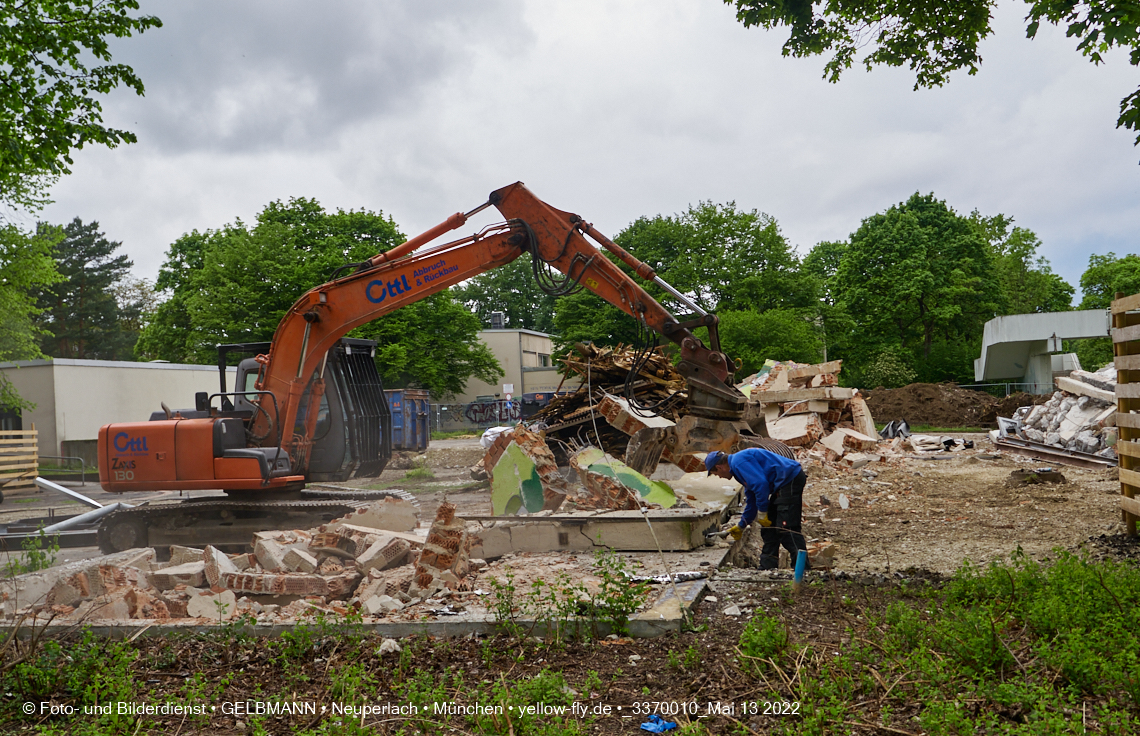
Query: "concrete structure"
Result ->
[[0, 358, 234, 459], [452, 329, 573, 404], [974, 310, 1110, 392]]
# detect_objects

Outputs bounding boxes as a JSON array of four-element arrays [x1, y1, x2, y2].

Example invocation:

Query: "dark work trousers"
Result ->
[[758, 470, 808, 570]]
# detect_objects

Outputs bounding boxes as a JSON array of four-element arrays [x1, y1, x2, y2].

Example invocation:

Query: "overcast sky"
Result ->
[[34, 1, 1140, 302]]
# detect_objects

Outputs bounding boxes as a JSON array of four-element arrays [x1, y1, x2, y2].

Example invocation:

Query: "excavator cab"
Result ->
[[98, 338, 393, 494], [225, 337, 393, 484]]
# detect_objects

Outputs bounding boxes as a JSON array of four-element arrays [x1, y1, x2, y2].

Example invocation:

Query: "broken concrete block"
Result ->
[[230, 553, 255, 571], [321, 498, 420, 534], [255, 539, 287, 572], [841, 453, 870, 470], [324, 571, 363, 600], [203, 545, 239, 586], [62, 560, 153, 603], [849, 396, 877, 439], [148, 561, 207, 591], [469, 462, 488, 481], [353, 566, 414, 603], [1056, 376, 1114, 403], [768, 412, 824, 447], [168, 546, 205, 566], [783, 400, 830, 415], [126, 589, 171, 620], [91, 590, 133, 620], [187, 589, 238, 620], [221, 571, 330, 597], [783, 360, 843, 381], [362, 594, 404, 616], [413, 502, 471, 595], [836, 427, 879, 452], [818, 431, 847, 461], [283, 547, 318, 574], [356, 537, 412, 574], [47, 579, 83, 608], [810, 373, 839, 388]]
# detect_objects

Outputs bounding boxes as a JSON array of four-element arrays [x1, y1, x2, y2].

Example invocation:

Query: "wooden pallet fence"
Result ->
[[0, 428, 37, 490], [1111, 292, 1140, 537]]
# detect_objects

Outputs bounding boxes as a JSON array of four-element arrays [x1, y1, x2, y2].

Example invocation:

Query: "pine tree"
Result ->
[[35, 218, 136, 360]]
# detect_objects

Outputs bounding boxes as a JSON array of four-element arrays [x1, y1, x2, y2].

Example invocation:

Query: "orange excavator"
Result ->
[[95, 183, 768, 554]]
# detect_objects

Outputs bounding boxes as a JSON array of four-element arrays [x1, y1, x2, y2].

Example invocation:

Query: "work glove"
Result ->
[[727, 524, 743, 541], [757, 512, 772, 528]]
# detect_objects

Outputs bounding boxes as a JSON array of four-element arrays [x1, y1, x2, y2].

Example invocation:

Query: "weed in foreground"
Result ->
[[747, 549, 1140, 735]]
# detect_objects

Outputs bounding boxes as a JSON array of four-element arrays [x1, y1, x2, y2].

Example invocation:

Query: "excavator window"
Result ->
[[313, 392, 332, 440]]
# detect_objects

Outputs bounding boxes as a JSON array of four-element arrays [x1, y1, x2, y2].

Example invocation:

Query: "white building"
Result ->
[[0, 358, 234, 462]]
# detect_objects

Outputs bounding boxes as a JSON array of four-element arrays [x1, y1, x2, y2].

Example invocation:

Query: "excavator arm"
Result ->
[[256, 182, 749, 475]]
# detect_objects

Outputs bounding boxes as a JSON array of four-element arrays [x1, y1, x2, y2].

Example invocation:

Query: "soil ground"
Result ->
[[863, 383, 1051, 429], [371, 435, 1128, 578], [3, 435, 1139, 735]]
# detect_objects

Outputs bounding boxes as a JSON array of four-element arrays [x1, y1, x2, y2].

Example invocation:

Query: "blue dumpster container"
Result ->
[[385, 389, 431, 451]]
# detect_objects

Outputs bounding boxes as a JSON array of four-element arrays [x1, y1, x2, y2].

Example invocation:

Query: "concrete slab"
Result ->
[[469, 507, 725, 555]]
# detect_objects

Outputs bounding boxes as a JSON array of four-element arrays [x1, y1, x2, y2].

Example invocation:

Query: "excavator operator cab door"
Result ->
[[233, 359, 262, 415]]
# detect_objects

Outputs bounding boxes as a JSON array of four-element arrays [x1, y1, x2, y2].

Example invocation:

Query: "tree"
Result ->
[[452, 256, 559, 333], [1072, 252, 1140, 369], [724, 0, 1140, 145], [134, 230, 208, 363], [136, 199, 502, 398], [0, 2, 161, 211], [1079, 252, 1140, 309], [551, 201, 815, 356], [832, 192, 1000, 383], [33, 218, 137, 360], [0, 223, 62, 410], [110, 275, 159, 335], [718, 308, 823, 375], [970, 213, 1075, 314]]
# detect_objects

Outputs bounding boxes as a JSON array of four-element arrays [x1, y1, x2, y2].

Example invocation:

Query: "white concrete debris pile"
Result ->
[[742, 359, 888, 467], [0, 497, 495, 624], [1011, 365, 1118, 457]]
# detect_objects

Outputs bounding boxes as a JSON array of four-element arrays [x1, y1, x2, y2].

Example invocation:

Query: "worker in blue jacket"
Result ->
[[706, 448, 809, 570]]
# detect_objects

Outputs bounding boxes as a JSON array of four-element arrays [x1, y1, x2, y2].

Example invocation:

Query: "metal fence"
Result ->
[[431, 400, 522, 433], [957, 382, 1055, 398]]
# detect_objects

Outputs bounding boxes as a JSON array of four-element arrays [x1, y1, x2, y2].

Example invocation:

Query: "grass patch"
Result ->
[[404, 456, 434, 480], [875, 422, 991, 433], [431, 430, 479, 440], [743, 549, 1140, 735]]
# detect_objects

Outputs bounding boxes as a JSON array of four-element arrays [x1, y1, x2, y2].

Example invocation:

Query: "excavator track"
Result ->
[[301, 485, 420, 504], [96, 491, 412, 557]]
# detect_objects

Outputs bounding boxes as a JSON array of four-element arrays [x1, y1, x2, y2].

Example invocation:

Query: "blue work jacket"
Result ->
[[727, 448, 802, 528]]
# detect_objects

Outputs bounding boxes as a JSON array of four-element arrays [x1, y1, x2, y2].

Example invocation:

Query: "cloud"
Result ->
[[107, 0, 529, 153], [42, 1, 1140, 299]]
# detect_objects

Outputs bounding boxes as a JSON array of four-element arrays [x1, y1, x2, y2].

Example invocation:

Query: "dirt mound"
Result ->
[[993, 391, 1051, 419], [864, 383, 998, 428]]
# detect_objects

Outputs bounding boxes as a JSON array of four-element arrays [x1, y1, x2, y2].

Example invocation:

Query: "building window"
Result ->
[[538, 354, 550, 367]]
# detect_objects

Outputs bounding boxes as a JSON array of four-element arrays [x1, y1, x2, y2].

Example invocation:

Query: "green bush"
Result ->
[[860, 349, 916, 389]]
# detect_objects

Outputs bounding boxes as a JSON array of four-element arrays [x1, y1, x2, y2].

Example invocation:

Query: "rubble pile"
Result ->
[[483, 424, 681, 515], [3, 498, 491, 625], [534, 344, 687, 459], [741, 360, 885, 467], [1010, 366, 1118, 457]]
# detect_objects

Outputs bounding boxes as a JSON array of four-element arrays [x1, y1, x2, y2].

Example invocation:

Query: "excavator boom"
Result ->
[[95, 183, 755, 544]]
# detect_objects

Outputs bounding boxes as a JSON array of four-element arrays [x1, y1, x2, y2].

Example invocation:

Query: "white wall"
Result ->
[[0, 359, 236, 456]]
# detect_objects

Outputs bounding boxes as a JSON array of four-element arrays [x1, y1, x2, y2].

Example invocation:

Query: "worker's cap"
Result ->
[[705, 451, 725, 475]]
